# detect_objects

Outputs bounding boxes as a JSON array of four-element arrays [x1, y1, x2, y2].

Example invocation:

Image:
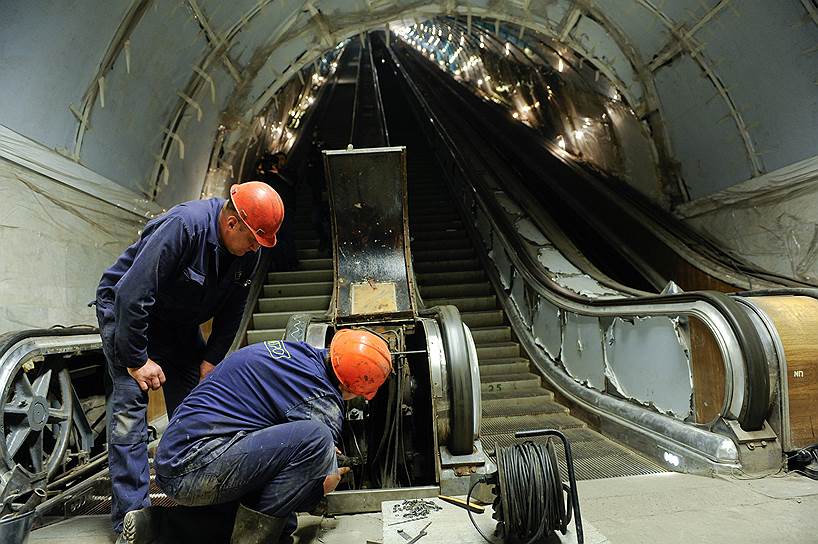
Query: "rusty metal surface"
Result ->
[[324, 146, 416, 321]]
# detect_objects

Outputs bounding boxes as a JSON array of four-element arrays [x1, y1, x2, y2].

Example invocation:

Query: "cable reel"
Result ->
[[469, 429, 584, 544]]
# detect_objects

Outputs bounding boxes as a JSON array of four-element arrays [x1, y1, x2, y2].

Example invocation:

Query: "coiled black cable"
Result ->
[[468, 433, 583, 544], [499, 440, 570, 543]]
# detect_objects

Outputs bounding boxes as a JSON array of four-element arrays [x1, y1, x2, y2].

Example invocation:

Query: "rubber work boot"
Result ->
[[230, 503, 288, 544], [121, 507, 165, 544]]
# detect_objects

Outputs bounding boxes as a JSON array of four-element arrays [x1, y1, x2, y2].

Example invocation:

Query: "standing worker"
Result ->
[[257, 151, 299, 270], [95, 182, 285, 540], [119, 330, 392, 544]]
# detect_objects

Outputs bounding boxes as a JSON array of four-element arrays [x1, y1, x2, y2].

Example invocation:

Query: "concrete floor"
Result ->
[[28, 472, 818, 544]]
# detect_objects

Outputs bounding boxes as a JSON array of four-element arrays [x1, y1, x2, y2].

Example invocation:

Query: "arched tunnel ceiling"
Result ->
[[1, 1, 817, 208]]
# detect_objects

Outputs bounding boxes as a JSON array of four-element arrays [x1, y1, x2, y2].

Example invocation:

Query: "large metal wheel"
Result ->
[[435, 305, 479, 455], [1, 357, 73, 479]]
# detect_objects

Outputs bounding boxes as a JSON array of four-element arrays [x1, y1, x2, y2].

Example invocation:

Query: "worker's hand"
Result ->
[[323, 467, 351, 495], [127, 358, 166, 392], [199, 361, 216, 381]]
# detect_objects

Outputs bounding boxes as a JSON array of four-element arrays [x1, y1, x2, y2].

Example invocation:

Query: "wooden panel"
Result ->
[[689, 317, 726, 423], [666, 253, 737, 293], [750, 296, 818, 450], [147, 388, 167, 425]]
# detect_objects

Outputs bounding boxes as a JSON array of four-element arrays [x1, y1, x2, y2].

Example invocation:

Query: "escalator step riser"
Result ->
[[419, 283, 493, 298], [413, 248, 474, 261], [246, 329, 286, 344], [479, 362, 530, 376], [413, 259, 481, 273], [476, 344, 520, 359], [460, 311, 505, 328], [468, 327, 511, 343], [267, 269, 333, 283], [263, 282, 333, 298], [253, 311, 324, 330], [258, 295, 332, 313], [416, 270, 486, 285]]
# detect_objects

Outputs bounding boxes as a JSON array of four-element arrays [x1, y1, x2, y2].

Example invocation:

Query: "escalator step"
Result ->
[[419, 282, 492, 298], [246, 328, 286, 344], [267, 269, 332, 283], [424, 295, 496, 311], [257, 295, 332, 313], [263, 281, 333, 298]]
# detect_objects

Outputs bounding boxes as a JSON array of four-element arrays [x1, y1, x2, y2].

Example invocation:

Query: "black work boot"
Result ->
[[230, 503, 288, 544], [121, 507, 165, 544], [122, 504, 238, 543]]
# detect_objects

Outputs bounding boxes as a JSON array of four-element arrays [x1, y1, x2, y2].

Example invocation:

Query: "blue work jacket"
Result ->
[[96, 198, 259, 369], [155, 341, 345, 477]]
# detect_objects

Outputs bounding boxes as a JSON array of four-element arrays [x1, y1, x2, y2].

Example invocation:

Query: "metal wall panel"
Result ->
[[157, 67, 236, 207], [654, 55, 752, 198], [0, 1, 130, 152], [604, 316, 693, 418], [80, 2, 209, 196], [701, 1, 818, 173], [562, 312, 605, 389], [571, 16, 644, 103], [602, 0, 668, 60], [532, 295, 562, 359]]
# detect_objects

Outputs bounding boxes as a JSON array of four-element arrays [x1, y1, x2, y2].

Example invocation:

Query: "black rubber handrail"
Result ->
[[0, 327, 100, 360]]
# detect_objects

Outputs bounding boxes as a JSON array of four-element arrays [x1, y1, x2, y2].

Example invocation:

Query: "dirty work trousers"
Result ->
[[155, 420, 335, 537], [98, 310, 203, 533]]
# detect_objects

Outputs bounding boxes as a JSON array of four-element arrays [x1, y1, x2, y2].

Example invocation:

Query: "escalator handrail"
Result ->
[[386, 41, 771, 432]]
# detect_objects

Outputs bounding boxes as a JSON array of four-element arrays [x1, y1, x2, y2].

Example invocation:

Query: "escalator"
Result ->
[[405, 137, 662, 478], [393, 21, 815, 294]]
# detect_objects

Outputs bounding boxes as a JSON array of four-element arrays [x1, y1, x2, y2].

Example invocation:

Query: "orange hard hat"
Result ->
[[330, 329, 392, 400], [229, 182, 284, 248]]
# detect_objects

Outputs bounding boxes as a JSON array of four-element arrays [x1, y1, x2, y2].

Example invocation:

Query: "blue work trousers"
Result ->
[[156, 420, 336, 536], [99, 310, 203, 533]]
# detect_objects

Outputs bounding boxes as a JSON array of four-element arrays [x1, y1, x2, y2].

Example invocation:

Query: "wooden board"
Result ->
[[750, 296, 818, 450], [350, 281, 398, 314], [689, 317, 726, 424]]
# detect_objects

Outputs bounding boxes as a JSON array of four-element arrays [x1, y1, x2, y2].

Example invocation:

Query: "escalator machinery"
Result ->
[[284, 146, 491, 513]]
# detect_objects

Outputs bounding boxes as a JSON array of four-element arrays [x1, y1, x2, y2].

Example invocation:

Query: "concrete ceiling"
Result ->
[[2, 0, 816, 206]]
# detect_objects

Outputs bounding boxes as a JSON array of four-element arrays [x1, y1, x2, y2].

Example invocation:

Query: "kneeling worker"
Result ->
[[121, 329, 392, 544]]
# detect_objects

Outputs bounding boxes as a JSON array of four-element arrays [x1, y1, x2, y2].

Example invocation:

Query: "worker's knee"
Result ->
[[292, 419, 334, 453], [289, 420, 336, 477]]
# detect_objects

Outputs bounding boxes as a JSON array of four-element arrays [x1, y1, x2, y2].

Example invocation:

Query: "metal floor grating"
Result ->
[[69, 474, 173, 516], [483, 430, 664, 480]]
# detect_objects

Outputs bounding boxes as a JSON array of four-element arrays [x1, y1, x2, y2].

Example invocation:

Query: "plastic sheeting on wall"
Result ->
[[0, 126, 149, 333], [677, 154, 818, 284], [0, 158, 144, 332]]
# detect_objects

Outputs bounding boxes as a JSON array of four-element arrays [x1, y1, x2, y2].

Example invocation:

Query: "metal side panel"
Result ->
[[324, 146, 416, 320]]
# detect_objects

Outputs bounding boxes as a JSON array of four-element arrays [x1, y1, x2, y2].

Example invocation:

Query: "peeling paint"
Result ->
[[537, 246, 582, 275], [489, 231, 512, 290], [514, 217, 548, 245], [474, 205, 493, 252], [562, 313, 605, 390], [557, 274, 620, 298], [494, 190, 524, 216], [532, 295, 562, 360], [509, 270, 531, 327], [603, 316, 693, 418]]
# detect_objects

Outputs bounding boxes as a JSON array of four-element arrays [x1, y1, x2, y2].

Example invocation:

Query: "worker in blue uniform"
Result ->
[[95, 181, 285, 538], [118, 330, 392, 544]]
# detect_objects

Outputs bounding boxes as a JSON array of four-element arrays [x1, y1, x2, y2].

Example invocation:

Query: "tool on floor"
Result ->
[[402, 521, 431, 544], [388, 517, 427, 526], [437, 494, 484, 513]]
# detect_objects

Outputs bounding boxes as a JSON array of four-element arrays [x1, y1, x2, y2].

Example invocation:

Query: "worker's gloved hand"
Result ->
[[128, 358, 166, 391], [199, 361, 216, 381]]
